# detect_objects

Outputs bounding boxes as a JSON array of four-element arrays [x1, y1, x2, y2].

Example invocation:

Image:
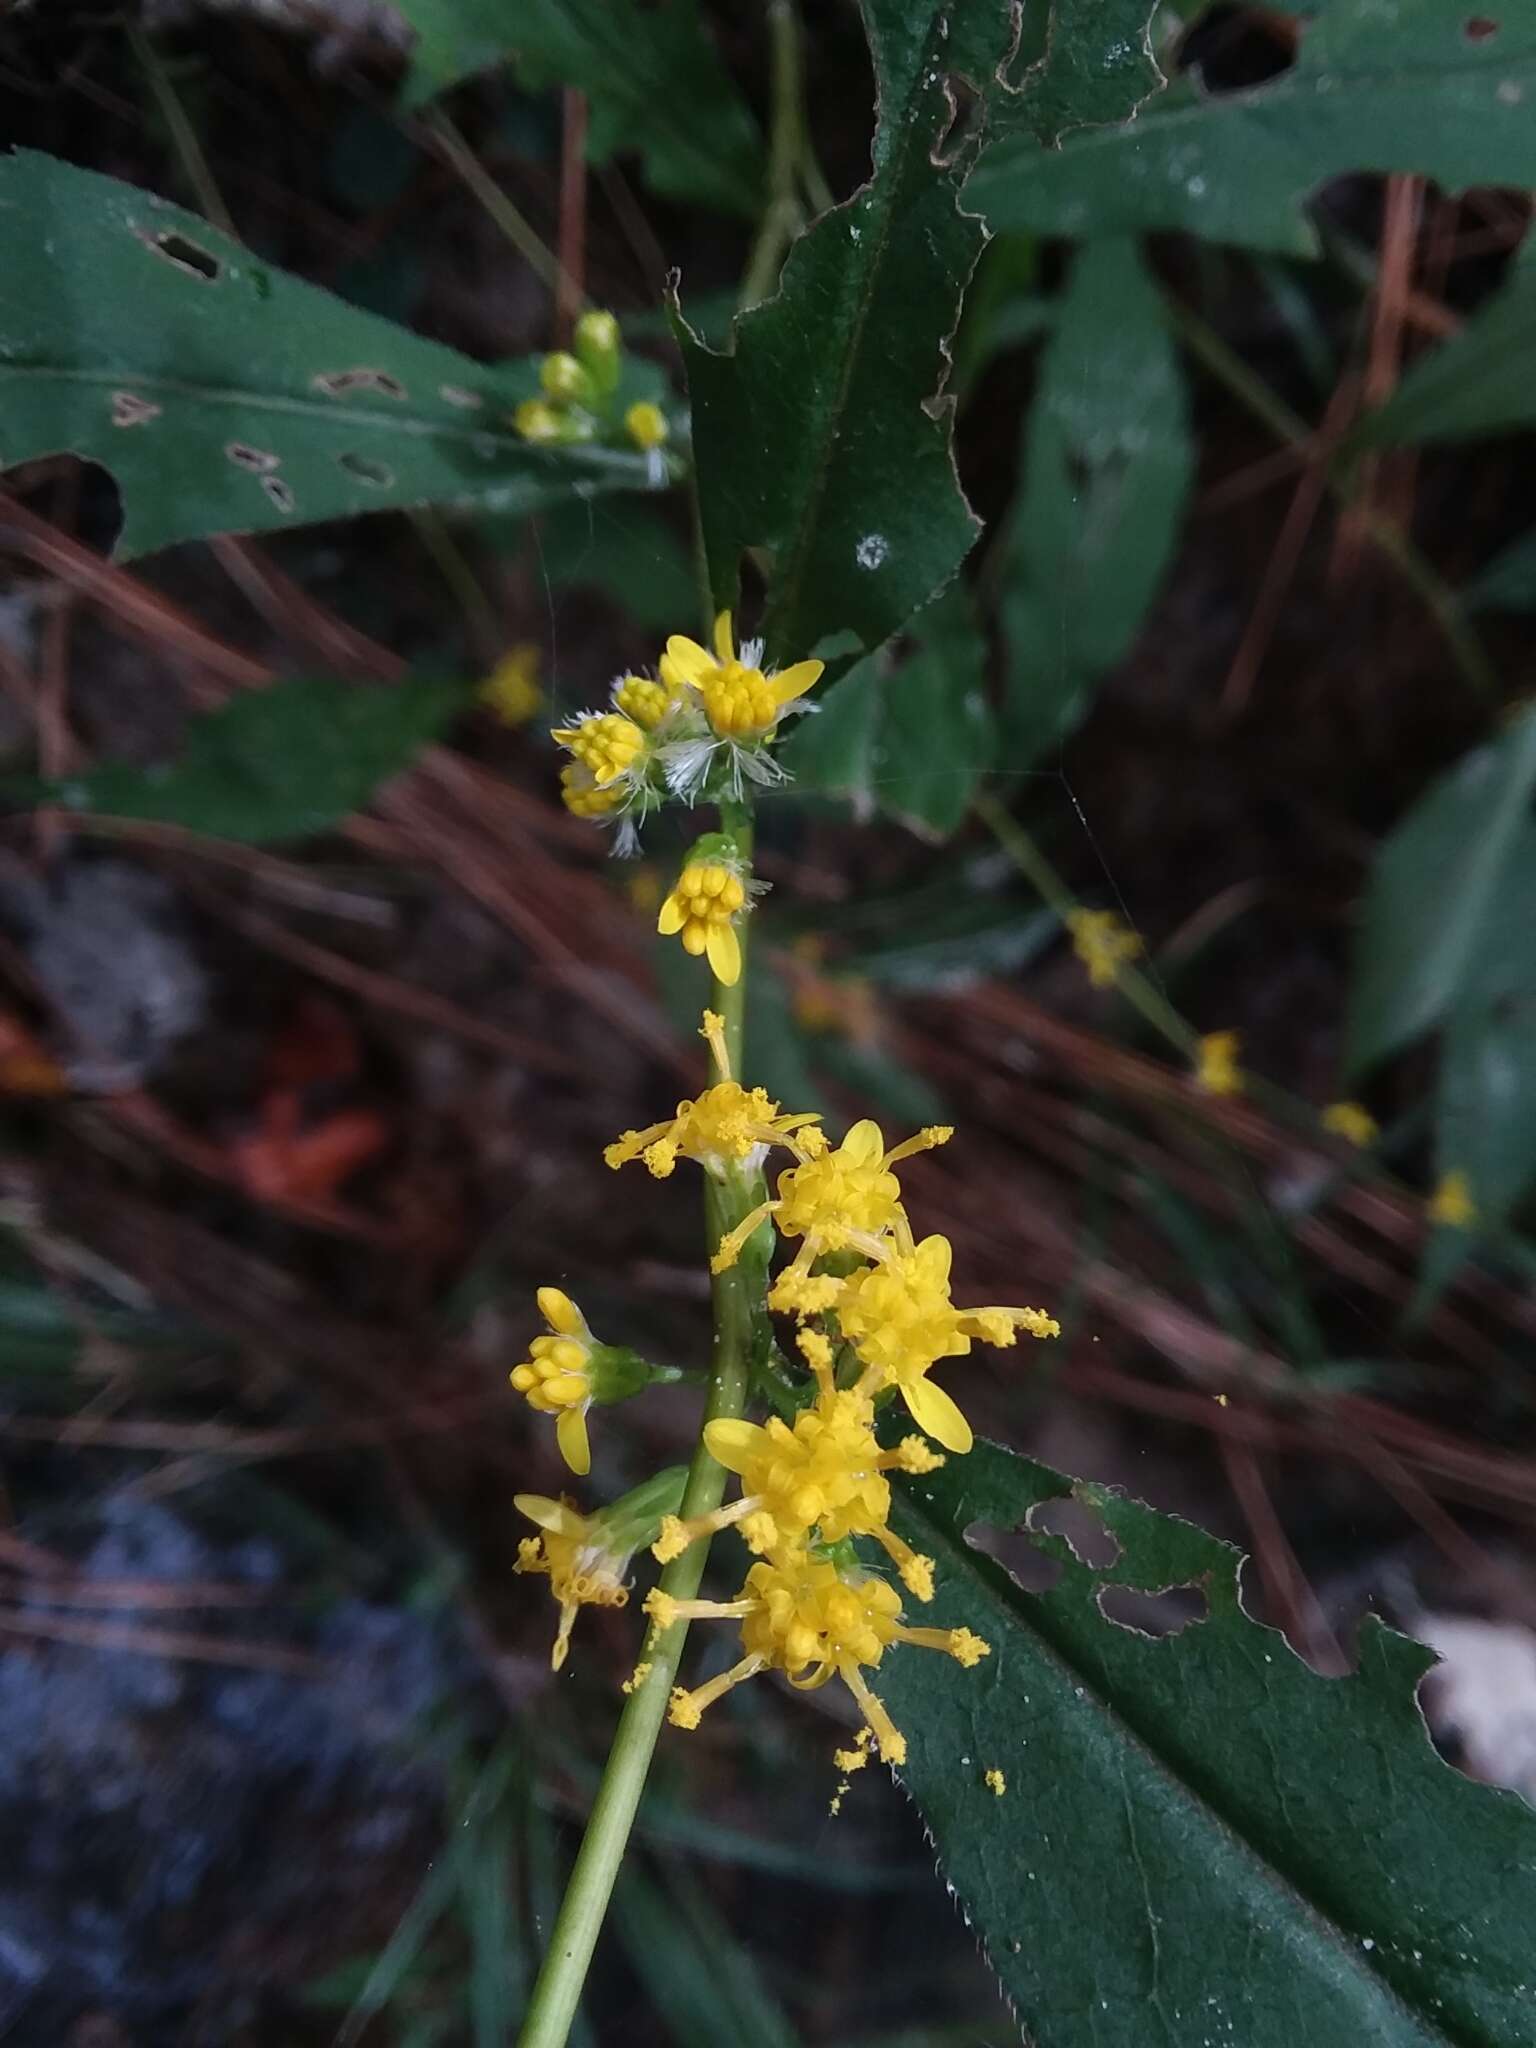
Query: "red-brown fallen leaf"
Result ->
[[232, 1099, 389, 1202]]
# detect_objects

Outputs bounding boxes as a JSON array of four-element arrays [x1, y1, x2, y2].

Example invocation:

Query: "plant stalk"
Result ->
[[516, 814, 759, 2048]]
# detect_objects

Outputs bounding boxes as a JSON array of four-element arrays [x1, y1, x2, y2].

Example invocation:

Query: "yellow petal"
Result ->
[[663, 635, 713, 684], [706, 919, 742, 986], [771, 659, 823, 706], [556, 1405, 592, 1476], [842, 1120, 885, 1164], [657, 891, 686, 935], [903, 1376, 973, 1455], [712, 610, 735, 663], [704, 1417, 771, 1473], [514, 1492, 583, 1536], [915, 1233, 953, 1283], [537, 1286, 585, 1336]]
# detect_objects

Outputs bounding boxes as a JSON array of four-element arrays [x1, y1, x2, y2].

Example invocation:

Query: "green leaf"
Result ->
[[15, 676, 467, 844], [969, 0, 1536, 256], [1466, 528, 1536, 615], [1346, 710, 1536, 1074], [883, 1439, 1536, 2048], [679, 1, 1014, 663], [1361, 263, 1536, 447], [1001, 238, 1193, 766], [0, 151, 658, 558], [1437, 997, 1536, 1230], [784, 593, 994, 838], [984, 0, 1165, 149], [391, 0, 763, 215]]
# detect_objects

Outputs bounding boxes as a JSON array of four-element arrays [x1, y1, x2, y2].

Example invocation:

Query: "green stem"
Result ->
[[517, 813, 760, 2048], [739, 0, 805, 311]]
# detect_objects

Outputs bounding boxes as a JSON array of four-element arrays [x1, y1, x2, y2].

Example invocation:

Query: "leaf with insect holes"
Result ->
[[0, 151, 663, 559], [1001, 237, 1193, 767], [9, 676, 469, 844], [880, 1435, 1536, 2048], [679, 0, 1017, 665], [390, 0, 763, 216], [969, 0, 1536, 256], [1346, 709, 1536, 1076]]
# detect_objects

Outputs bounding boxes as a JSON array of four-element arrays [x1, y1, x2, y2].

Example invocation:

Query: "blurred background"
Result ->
[[2, 1, 1536, 2042]]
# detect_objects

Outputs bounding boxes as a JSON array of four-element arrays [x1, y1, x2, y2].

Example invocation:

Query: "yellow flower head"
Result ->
[[480, 644, 542, 727], [710, 1118, 950, 1278], [514, 398, 565, 443], [1430, 1169, 1477, 1231], [661, 612, 823, 742], [559, 760, 624, 820], [1195, 1030, 1242, 1097], [833, 1233, 1060, 1454], [834, 1235, 975, 1452], [1322, 1100, 1379, 1148], [509, 1286, 600, 1475], [1066, 908, 1143, 989], [514, 1494, 629, 1671], [658, 858, 749, 986], [625, 401, 669, 451], [613, 674, 680, 732], [653, 1385, 939, 1597], [515, 1466, 685, 1672], [551, 710, 647, 790], [540, 350, 593, 404], [652, 1552, 989, 1765], [605, 1011, 822, 1180]]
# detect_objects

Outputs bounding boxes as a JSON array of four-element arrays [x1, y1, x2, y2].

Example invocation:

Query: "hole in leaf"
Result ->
[[965, 1521, 1063, 1595], [932, 72, 982, 166], [225, 442, 280, 474], [262, 476, 296, 515], [313, 368, 408, 401], [337, 452, 395, 489], [1465, 14, 1499, 36], [148, 231, 221, 281], [1096, 1581, 1209, 1638], [1177, 2, 1299, 91], [111, 391, 161, 429], [1029, 1496, 1122, 1569], [439, 384, 483, 410]]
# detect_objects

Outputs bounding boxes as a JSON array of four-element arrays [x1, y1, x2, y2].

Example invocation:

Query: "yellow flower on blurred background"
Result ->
[[1066, 908, 1143, 988], [480, 643, 542, 727], [1195, 1030, 1242, 1096], [657, 858, 748, 984], [1430, 1169, 1477, 1230], [1322, 1100, 1378, 1148]]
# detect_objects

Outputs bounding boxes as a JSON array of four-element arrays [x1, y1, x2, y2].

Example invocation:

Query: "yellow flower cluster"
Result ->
[[511, 309, 671, 460], [600, 1011, 1059, 1765], [549, 612, 824, 849]]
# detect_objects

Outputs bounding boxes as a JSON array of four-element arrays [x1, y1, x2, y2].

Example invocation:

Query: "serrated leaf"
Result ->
[[14, 676, 467, 844], [969, 0, 1536, 256], [986, 0, 1164, 148], [1361, 263, 1536, 447], [1346, 711, 1536, 1075], [0, 151, 658, 559], [390, 0, 763, 214], [784, 593, 994, 838], [679, 0, 1017, 664], [1001, 238, 1192, 765], [883, 1438, 1536, 2047], [1436, 997, 1536, 1229]]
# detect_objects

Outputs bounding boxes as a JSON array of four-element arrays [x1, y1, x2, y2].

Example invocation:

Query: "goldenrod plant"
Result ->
[[10, 0, 1536, 2042]]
